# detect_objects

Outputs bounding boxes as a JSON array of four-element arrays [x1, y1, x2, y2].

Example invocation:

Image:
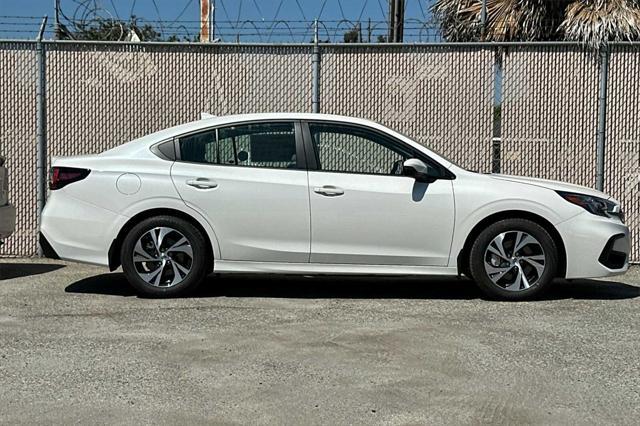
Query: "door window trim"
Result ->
[[174, 119, 307, 171], [301, 120, 455, 179]]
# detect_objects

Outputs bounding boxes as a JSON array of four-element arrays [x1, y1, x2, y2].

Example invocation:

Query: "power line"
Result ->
[[168, 0, 195, 27]]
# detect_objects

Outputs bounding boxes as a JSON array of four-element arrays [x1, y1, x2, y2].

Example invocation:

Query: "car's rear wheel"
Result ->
[[469, 218, 558, 301], [120, 216, 208, 297]]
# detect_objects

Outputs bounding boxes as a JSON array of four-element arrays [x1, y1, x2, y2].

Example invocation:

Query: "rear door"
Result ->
[[171, 121, 311, 263]]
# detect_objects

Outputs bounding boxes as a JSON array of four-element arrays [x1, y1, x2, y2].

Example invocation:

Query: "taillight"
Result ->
[[49, 167, 90, 190]]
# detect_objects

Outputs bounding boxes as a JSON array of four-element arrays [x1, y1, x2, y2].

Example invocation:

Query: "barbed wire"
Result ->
[[0, 0, 443, 42], [0, 17, 443, 43]]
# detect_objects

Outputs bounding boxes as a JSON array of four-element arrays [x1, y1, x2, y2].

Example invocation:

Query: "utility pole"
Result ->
[[480, 0, 487, 39], [54, 0, 61, 40], [210, 0, 215, 41], [394, 0, 404, 42], [388, 0, 404, 42], [388, 0, 395, 42], [200, 0, 214, 42]]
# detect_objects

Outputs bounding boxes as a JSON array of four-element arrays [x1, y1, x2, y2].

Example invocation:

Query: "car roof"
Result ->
[[158, 113, 389, 138]]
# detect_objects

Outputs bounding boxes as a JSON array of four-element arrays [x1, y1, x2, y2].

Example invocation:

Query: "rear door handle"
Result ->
[[313, 185, 344, 196], [186, 178, 218, 189]]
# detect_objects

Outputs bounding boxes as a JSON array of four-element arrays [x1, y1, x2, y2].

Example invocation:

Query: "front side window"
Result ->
[[308, 123, 412, 175], [179, 122, 298, 169]]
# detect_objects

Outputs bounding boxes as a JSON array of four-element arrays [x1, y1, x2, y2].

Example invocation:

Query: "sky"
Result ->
[[0, 0, 437, 42]]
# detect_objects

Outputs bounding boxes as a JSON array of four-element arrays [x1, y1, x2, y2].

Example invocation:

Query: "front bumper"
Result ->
[[557, 212, 631, 279], [0, 203, 16, 240]]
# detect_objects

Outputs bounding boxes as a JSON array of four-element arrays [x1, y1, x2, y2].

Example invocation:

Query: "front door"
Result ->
[[304, 122, 455, 266], [171, 121, 311, 263]]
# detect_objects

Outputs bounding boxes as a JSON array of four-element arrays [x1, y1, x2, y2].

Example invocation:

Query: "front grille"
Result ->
[[598, 234, 628, 270]]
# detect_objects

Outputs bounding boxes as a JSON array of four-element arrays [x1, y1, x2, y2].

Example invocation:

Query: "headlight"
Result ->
[[556, 191, 623, 221]]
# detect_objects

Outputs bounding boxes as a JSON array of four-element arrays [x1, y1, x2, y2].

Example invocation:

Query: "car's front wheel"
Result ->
[[469, 218, 558, 301], [120, 216, 209, 297]]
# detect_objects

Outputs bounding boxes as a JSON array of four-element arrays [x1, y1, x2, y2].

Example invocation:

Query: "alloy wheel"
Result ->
[[132, 226, 193, 287], [483, 230, 546, 292]]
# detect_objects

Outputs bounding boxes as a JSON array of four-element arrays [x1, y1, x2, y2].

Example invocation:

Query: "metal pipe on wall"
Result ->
[[35, 16, 48, 256], [596, 46, 610, 192], [312, 20, 321, 113]]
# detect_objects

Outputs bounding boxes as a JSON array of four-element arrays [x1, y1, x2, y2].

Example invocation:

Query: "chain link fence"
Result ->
[[501, 45, 600, 188], [0, 40, 638, 263], [321, 45, 494, 173], [0, 42, 37, 256], [606, 44, 640, 267]]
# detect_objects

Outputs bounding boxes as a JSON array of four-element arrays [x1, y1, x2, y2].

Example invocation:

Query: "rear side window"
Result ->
[[179, 122, 298, 169]]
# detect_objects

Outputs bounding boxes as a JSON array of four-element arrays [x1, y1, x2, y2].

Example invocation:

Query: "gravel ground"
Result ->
[[0, 259, 638, 425]]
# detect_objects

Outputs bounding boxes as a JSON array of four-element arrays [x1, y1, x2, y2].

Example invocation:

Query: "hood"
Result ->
[[490, 174, 611, 200]]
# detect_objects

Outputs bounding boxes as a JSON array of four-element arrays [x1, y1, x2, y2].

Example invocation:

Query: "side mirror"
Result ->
[[403, 158, 439, 183]]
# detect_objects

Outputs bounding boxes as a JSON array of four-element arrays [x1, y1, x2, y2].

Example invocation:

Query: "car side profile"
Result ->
[[40, 113, 630, 300]]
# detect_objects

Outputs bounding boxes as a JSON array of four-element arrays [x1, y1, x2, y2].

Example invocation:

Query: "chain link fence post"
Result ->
[[312, 19, 321, 113], [596, 45, 610, 192], [35, 17, 48, 257], [491, 46, 504, 174]]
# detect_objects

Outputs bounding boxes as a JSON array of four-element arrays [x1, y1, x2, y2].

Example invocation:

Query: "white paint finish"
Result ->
[[308, 172, 454, 265], [171, 162, 311, 262], [116, 173, 141, 195], [214, 260, 458, 276], [491, 174, 616, 201], [445, 171, 585, 268], [40, 113, 631, 281], [556, 212, 630, 278], [40, 189, 127, 265]]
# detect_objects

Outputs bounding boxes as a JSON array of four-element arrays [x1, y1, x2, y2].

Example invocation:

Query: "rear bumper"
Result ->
[[40, 190, 126, 266], [39, 232, 60, 259], [557, 212, 630, 279], [0, 203, 16, 240]]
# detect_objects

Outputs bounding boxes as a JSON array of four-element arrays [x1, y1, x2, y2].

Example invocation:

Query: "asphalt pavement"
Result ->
[[0, 259, 638, 425]]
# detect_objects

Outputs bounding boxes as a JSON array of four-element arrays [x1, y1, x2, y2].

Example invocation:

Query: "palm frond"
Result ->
[[561, 0, 640, 49], [432, 0, 569, 42]]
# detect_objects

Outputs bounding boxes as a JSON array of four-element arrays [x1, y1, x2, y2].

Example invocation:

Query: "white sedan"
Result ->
[[40, 113, 630, 300]]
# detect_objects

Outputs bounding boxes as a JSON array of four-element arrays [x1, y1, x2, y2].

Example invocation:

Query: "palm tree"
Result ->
[[561, 0, 640, 48], [432, 0, 640, 47]]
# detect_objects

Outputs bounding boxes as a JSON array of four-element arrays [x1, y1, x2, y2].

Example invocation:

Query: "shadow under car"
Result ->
[[64, 272, 640, 301]]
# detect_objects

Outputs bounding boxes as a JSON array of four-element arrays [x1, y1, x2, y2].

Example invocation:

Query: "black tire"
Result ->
[[120, 215, 209, 297], [468, 218, 558, 301]]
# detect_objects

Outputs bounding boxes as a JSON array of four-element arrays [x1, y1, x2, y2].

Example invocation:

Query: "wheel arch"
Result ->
[[456, 210, 567, 279], [108, 208, 216, 273]]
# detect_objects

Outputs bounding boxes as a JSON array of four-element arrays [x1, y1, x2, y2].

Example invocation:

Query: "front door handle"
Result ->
[[186, 178, 218, 189], [313, 185, 344, 196]]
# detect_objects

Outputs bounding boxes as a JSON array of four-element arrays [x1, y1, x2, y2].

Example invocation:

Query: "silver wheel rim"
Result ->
[[483, 230, 546, 292], [132, 227, 193, 288]]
